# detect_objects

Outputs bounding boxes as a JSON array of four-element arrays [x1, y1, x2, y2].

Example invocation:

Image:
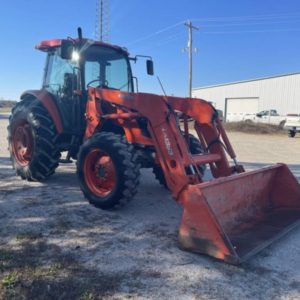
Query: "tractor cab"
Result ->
[[36, 38, 134, 134], [37, 39, 134, 91], [36, 35, 153, 138]]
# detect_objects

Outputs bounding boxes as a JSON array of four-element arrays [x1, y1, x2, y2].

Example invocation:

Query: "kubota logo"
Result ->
[[162, 128, 174, 156]]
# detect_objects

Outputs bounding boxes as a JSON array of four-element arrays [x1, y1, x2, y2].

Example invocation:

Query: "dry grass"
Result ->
[[0, 108, 11, 113], [0, 100, 15, 113], [183, 120, 285, 135], [223, 121, 285, 135]]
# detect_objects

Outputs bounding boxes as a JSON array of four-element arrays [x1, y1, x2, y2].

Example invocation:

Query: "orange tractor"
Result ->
[[8, 28, 300, 264]]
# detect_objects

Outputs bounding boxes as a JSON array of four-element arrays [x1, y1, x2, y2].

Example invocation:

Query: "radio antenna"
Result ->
[[157, 76, 167, 97]]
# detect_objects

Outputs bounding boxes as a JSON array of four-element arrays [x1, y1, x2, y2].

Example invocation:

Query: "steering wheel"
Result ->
[[86, 79, 109, 88], [86, 79, 119, 90]]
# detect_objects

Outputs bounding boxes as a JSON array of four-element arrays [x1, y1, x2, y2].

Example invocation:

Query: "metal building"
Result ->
[[192, 72, 300, 122]]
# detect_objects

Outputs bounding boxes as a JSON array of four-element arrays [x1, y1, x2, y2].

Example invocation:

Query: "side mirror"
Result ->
[[256, 113, 262, 118], [146, 60, 154, 75], [59, 40, 74, 60]]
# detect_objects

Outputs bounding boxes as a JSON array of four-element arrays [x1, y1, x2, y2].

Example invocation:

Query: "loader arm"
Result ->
[[87, 88, 238, 200]]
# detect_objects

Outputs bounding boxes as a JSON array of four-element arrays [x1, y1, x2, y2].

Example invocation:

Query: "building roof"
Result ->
[[193, 71, 300, 90]]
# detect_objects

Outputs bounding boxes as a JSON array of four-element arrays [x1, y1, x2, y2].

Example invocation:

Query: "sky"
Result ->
[[1, 0, 300, 100]]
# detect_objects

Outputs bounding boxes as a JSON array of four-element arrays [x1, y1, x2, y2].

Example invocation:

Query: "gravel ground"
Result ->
[[1, 112, 300, 299]]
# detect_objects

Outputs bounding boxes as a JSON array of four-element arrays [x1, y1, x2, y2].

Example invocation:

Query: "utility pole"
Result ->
[[184, 20, 199, 98]]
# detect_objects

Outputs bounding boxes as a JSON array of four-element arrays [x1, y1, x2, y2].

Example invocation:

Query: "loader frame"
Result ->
[[85, 89, 243, 198]]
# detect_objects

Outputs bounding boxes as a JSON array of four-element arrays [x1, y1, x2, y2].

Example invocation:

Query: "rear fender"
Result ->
[[21, 90, 63, 134]]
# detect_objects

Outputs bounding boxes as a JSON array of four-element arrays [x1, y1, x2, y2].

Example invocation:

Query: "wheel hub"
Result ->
[[97, 166, 106, 178], [83, 149, 116, 197], [12, 122, 33, 166]]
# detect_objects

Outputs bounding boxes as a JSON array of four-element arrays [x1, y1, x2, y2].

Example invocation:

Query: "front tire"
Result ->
[[7, 99, 60, 181], [77, 132, 141, 209]]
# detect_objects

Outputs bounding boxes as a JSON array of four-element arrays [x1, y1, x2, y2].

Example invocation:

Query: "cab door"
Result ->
[[43, 50, 81, 133]]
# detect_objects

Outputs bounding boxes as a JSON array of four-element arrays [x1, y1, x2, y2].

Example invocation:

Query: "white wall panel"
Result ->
[[226, 98, 259, 122], [192, 73, 300, 116]]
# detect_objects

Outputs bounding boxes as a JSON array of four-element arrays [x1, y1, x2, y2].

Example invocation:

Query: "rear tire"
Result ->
[[77, 132, 141, 209], [7, 99, 60, 181], [153, 134, 206, 188]]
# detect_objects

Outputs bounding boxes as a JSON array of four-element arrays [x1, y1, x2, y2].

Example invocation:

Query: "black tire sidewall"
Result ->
[[9, 104, 38, 177], [8, 99, 60, 181], [77, 133, 137, 209]]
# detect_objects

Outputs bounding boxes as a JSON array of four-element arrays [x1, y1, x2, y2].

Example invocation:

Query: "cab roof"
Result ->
[[36, 38, 129, 55]]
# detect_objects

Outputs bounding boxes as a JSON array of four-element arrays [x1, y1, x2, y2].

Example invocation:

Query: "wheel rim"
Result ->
[[83, 149, 116, 197], [12, 122, 34, 166]]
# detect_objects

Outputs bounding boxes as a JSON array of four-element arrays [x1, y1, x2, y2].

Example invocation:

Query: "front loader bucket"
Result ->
[[179, 164, 300, 264]]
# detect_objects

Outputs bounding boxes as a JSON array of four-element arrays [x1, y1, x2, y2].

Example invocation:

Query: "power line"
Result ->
[[191, 13, 300, 23], [200, 19, 300, 28], [156, 32, 185, 47], [192, 14, 300, 35], [129, 31, 185, 53], [125, 21, 184, 46], [203, 28, 300, 35], [125, 13, 300, 47]]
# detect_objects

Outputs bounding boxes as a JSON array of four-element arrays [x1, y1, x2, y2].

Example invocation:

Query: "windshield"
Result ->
[[84, 45, 133, 92]]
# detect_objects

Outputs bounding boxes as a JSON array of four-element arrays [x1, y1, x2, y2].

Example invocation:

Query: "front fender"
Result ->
[[21, 90, 63, 134]]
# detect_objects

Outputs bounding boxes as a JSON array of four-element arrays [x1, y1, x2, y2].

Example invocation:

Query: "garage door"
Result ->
[[226, 98, 259, 122]]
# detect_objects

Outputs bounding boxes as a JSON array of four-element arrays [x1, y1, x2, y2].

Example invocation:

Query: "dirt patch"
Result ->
[[223, 121, 285, 134]]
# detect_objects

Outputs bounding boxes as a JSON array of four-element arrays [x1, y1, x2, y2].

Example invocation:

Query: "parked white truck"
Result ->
[[284, 114, 300, 137], [243, 109, 286, 127]]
